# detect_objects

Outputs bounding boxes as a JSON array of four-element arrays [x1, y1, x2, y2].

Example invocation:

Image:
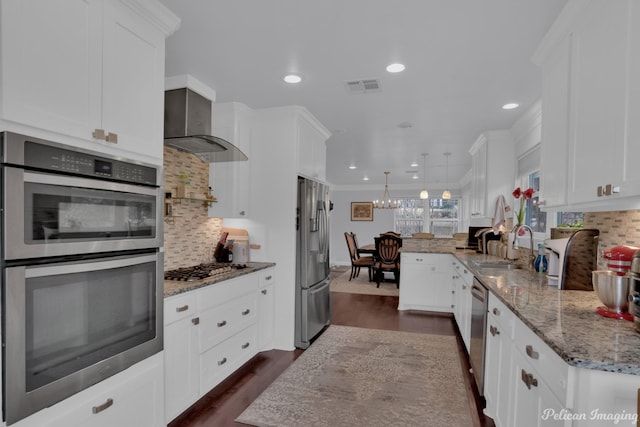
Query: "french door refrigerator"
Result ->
[[295, 176, 331, 349]]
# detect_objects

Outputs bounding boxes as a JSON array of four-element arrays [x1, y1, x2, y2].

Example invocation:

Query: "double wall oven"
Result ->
[[1, 132, 163, 424]]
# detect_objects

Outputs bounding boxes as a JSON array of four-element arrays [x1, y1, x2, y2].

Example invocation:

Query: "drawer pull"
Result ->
[[525, 345, 539, 360], [462, 285, 467, 290], [416, 258, 423, 262], [92, 398, 114, 414], [242, 309, 251, 316], [192, 317, 200, 325], [492, 307, 500, 316], [176, 305, 189, 312], [241, 342, 250, 349], [218, 357, 227, 366], [521, 369, 538, 390], [489, 325, 500, 336], [265, 275, 272, 280], [463, 269, 468, 274], [261, 289, 268, 295], [217, 320, 227, 327]]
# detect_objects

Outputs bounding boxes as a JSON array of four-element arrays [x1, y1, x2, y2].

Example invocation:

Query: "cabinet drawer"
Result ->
[[513, 316, 570, 405], [487, 294, 514, 340], [199, 292, 257, 352], [259, 269, 275, 288], [164, 292, 198, 325], [401, 253, 441, 271], [198, 274, 256, 311], [199, 324, 258, 394]]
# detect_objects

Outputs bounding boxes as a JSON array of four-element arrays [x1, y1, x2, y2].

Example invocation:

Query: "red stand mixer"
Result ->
[[593, 245, 639, 321]]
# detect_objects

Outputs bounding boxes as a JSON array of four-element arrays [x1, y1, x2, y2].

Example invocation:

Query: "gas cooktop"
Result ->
[[164, 263, 248, 281]]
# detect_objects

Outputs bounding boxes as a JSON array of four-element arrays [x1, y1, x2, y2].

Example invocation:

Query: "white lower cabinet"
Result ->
[[164, 270, 273, 423], [451, 259, 473, 351], [164, 292, 200, 423], [399, 253, 452, 312], [258, 269, 275, 351], [483, 294, 514, 427], [13, 353, 164, 427]]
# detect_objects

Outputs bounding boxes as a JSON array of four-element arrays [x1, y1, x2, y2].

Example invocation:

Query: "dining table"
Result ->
[[357, 243, 376, 255]]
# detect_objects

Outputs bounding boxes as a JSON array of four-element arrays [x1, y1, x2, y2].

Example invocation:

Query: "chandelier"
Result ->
[[374, 171, 398, 209]]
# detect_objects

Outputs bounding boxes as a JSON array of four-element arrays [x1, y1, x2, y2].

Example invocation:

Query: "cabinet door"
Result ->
[[470, 141, 487, 217], [101, 0, 166, 160], [539, 35, 571, 208], [164, 316, 199, 422], [0, 0, 102, 138], [568, 0, 628, 204], [259, 271, 275, 351], [297, 116, 327, 180]]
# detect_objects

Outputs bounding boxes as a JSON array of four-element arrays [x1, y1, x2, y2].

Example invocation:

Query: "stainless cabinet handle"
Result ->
[[521, 369, 538, 389], [492, 307, 500, 316], [218, 357, 227, 366], [217, 320, 227, 327], [92, 398, 114, 414], [176, 305, 189, 312], [462, 285, 467, 290], [261, 289, 268, 295], [192, 317, 200, 325], [416, 258, 423, 262], [242, 309, 251, 316], [241, 342, 250, 349], [265, 275, 272, 280], [489, 325, 500, 336], [463, 269, 468, 274], [525, 345, 539, 360]]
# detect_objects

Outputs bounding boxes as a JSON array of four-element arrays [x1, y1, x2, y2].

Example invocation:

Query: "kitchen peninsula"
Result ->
[[400, 239, 640, 427]]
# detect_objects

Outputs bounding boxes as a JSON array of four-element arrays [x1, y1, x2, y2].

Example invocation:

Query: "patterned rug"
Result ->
[[236, 325, 473, 427], [330, 268, 400, 296]]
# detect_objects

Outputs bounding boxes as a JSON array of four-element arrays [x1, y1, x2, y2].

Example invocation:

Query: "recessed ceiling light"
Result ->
[[283, 74, 302, 84], [348, 163, 357, 170], [410, 161, 419, 168], [363, 175, 369, 181], [502, 102, 519, 110], [386, 63, 406, 73], [412, 174, 419, 180]]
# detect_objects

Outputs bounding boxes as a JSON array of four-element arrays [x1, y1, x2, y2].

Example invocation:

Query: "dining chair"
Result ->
[[373, 234, 402, 287], [344, 232, 373, 281], [380, 231, 401, 237]]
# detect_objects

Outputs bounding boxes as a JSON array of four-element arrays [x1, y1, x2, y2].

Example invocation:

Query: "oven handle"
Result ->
[[23, 253, 159, 278], [22, 169, 158, 196], [471, 281, 487, 302]]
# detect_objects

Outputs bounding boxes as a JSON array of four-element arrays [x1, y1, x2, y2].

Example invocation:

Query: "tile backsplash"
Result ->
[[585, 210, 640, 269], [163, 147, 222, 270]]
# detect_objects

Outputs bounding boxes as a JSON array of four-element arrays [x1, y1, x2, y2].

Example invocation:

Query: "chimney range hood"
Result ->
[[164, 88, 248, 162]]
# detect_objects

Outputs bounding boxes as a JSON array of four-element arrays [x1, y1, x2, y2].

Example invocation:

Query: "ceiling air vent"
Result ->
[[345, 79, 382, 94]]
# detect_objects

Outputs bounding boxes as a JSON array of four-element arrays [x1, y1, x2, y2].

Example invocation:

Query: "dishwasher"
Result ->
[[469, 278, 488, 395]]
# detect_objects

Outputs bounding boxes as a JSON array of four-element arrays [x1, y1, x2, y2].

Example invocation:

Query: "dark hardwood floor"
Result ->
[[169, 290, 496, 427]]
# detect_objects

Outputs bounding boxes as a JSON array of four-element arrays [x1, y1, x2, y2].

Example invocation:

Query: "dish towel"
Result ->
[[492, 195, 509, 233]]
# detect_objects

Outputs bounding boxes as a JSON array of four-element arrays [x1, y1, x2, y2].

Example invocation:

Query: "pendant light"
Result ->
[[442, 152, 451, 200], [419, 153, 429, 199], [374, 171, 398, 209]]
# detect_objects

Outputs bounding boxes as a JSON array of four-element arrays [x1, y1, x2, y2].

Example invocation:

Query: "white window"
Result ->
[[429, 198, 460, 237], [394, 198, 426, 237]]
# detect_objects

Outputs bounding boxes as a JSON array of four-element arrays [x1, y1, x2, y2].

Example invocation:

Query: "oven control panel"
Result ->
[[20, 139, 158, 186]]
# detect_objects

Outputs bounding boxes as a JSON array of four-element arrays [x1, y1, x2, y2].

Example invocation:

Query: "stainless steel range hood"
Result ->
[[164, 88, 248, 162]]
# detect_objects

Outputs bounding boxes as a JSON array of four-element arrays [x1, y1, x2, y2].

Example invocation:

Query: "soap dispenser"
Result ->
[[534, 242, 548, 273]]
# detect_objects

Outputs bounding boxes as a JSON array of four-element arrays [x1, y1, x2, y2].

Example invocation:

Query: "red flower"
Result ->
[[523, 188, 535, 199], [512, 187, 522, 199]]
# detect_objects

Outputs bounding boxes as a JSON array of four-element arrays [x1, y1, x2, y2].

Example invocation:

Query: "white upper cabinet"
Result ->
[[468, 131, 515, 220], [534, 0, 640, 210], [0, 0, 179, 163], [209, 102, 253, 218], [296, 112, 330, 181]]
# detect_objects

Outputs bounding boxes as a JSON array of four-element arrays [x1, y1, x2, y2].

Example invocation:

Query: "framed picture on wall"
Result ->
[[351, 202, 374, 221]]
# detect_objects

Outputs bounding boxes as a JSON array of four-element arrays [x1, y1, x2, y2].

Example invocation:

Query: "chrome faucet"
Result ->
[[512, 224, 535, 268]]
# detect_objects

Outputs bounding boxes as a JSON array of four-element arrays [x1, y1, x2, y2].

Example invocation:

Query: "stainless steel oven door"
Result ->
[[3, 250, 163, 425], [3, 166, 162, 260]]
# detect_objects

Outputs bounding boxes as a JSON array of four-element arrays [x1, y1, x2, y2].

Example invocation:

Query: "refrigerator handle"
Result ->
[[319, 201, 329, 256]]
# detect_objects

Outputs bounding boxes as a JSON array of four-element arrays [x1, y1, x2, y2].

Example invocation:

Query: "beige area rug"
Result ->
[[330, 268, 400, 296], [236, 325, 473, 427]]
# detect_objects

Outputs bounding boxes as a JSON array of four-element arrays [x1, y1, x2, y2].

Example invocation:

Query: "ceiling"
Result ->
[[160, 0, 566, 192]]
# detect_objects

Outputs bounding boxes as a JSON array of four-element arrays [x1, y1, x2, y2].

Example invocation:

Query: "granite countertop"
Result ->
[[402, 243, 640, 376], [164, 262, 276, 298]]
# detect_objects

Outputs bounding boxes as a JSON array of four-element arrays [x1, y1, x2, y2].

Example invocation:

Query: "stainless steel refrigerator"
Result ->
[[295, 176, 331, 349]]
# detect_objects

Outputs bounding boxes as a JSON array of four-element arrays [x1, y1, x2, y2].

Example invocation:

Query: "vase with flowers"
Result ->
[[512, 187, 534, 235]]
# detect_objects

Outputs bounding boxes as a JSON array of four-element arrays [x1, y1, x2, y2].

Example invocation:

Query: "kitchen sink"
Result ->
[[471, 260, 522, 270]]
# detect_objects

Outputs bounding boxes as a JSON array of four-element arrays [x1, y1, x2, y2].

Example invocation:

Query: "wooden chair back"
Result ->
[[344, 232, 358, 261], [374, 235, 402, 265], [380, 231, 401, 237]]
